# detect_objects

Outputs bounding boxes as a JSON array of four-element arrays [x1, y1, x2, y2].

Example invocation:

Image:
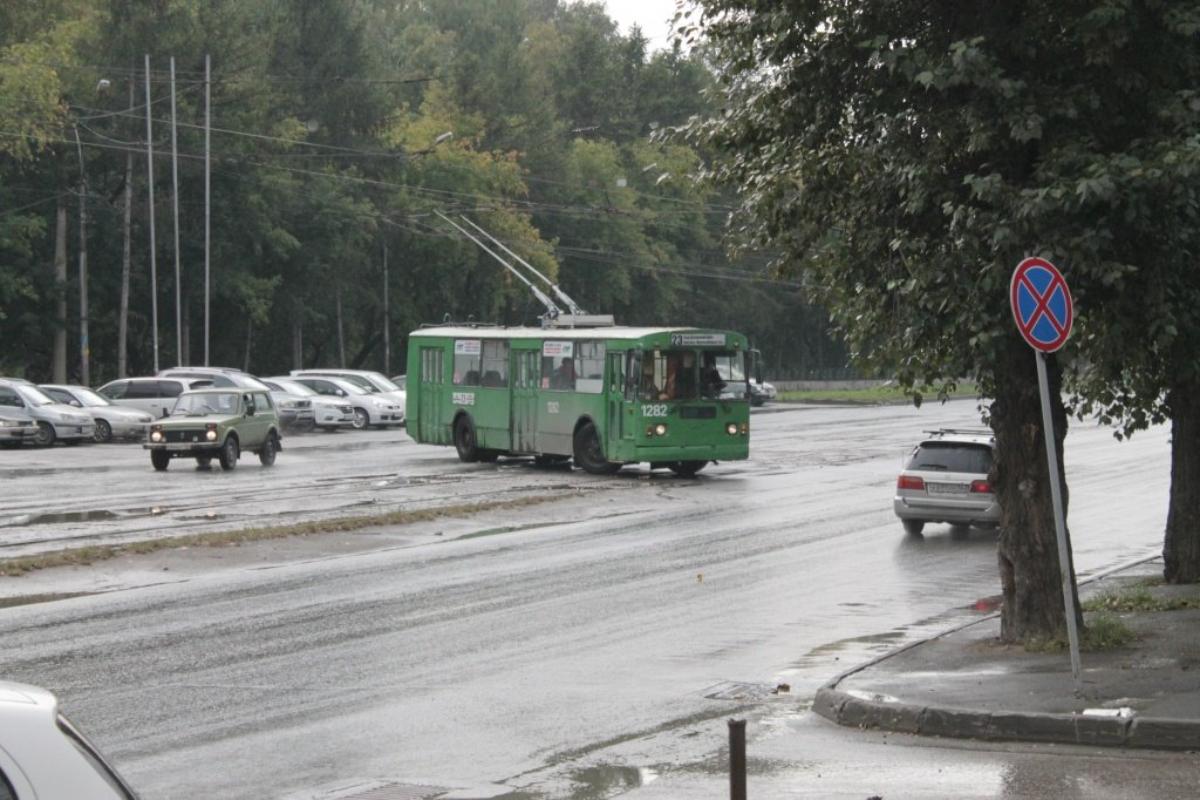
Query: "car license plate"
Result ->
[[927, 482, 968, 495]]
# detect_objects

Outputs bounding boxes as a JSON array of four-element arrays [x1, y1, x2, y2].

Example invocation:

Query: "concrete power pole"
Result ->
[[169, 56, 183, 366], [144, 55, 160, 372], [73, 127, 90, 386]]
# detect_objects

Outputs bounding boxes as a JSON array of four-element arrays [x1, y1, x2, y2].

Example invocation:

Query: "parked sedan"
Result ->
[[0, 408, 37, 447], [0, 680, 140, 799], [286, 375, 404, 430], [0, 378, 94, 446], [39, 384, 154, 442], [262, 377, 354, 431]]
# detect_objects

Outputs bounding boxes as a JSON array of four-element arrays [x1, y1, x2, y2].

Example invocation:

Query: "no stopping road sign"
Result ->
[[1010, 257, 1073, 353]]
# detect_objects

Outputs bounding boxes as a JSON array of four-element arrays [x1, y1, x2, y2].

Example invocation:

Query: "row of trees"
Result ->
[[687, 1, 1200, 640], [0, 0, 842, 386]]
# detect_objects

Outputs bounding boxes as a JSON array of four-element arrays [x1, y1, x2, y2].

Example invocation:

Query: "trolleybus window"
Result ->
[[542, 340, 575, 391], [642, 350, 699, 401], [453, 339, 482, 386], [576, 341, 605, 394], [480, 340, 509, 387]]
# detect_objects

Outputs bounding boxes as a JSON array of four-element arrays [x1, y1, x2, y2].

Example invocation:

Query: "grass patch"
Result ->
[[1083, 586, 1200, 613], [777, 382, 978, 405], [1023, 612, 1137, 652], [0, 493, 573, 577]]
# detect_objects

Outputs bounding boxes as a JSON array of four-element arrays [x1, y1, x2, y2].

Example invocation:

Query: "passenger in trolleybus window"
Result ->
[[701, 352, 727, 398], [552, 357, 574, 389]]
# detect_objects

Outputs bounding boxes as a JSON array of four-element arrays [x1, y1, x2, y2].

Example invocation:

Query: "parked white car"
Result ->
[[96, 376, 213, 419], [291, 369, 406, 409], [0, 408, 37, 447], [39, 384, 154, 442], [0, 379, 94, 446], [287, 374, 404, 430], [262, 377, 355, 430], [0, 680, 140, 799]]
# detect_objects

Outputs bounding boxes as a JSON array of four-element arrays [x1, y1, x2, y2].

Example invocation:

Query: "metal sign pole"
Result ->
[[1035, 350, 1082, 692]]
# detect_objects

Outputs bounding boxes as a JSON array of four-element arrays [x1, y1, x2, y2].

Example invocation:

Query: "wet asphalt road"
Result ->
[[0, 401, 1185, 799]]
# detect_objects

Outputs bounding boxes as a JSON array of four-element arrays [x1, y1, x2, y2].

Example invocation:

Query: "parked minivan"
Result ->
[[96, 377, 212, 419]]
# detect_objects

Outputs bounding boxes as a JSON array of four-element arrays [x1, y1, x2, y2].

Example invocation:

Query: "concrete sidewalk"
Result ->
[[814, 557, 1200, 751]]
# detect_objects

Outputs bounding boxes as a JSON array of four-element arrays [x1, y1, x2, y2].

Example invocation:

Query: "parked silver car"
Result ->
[[287, 374, 404, 430], [39, 384, 154, 442], [0, 379, 94, 446], [262, 377, 353, 430], [894, 428, 999, 536], [0, 680, 140, 799], [291, 368, 407, 411], [0, 408, 37, 447], [96, 376, 212, 419]]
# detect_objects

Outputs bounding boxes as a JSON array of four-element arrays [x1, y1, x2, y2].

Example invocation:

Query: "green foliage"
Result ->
[[0, 0, 835, 382], [686, 1, 1200, 409]]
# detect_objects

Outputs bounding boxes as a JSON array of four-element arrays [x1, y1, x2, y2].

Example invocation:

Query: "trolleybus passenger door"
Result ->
[[418, 346, 445, 443], [606, 351, 627, 457], [511, 348, 539, 453]]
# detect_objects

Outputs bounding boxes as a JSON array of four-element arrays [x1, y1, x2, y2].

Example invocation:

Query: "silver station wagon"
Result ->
[[893, 428, 999, 536]]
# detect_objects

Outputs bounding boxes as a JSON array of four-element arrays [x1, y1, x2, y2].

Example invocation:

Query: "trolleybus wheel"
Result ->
[[573, 422, 619, 475], [669, 460, 708, 478], [454, 415, 480, 462]]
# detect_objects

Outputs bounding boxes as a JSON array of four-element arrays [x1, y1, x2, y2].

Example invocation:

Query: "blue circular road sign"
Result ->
[[1010, 257, 1073, 353]]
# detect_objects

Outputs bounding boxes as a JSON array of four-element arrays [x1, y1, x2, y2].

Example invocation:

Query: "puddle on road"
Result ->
[[0, 466, 115, 479], [2, 506, 173, 527], [0, 591, 96, 609], [566, 765, 656, 798]]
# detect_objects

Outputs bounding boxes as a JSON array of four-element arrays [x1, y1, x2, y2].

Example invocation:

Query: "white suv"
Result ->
[[893, 428, 999, 536]]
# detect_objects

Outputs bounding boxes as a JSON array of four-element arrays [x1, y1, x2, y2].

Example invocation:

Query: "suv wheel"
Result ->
[[151, 449, 171, 471], [902, 519, 924, 536], [258, 433, 278, 466], [218, 436, 239, 471]]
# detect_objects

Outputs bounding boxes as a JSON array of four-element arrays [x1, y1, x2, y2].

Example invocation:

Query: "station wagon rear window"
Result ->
[[907, 442, 992, 473]]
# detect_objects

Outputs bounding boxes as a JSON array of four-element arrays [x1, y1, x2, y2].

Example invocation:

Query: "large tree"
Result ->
[[686, 1, 1199, 640]]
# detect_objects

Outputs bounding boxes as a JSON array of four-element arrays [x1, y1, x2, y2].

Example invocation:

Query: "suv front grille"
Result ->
[[165, 429, 206, 443]]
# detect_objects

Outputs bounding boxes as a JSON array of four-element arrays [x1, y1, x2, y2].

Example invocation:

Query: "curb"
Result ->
[[812, 552, 1200, 751], [813, 686, 1200, 751]]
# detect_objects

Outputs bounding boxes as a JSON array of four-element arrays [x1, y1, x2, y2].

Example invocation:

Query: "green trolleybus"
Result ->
[[405, 324, 752, 476]]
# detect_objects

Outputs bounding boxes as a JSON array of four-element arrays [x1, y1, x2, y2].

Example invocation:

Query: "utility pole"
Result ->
[[118, 78, 134, 378], [382, 241, 389, 375], [170, 56, 183, 366], [73, 127, 89, 386], [144, 54, 160, 372], [204, 53, 211, 366]]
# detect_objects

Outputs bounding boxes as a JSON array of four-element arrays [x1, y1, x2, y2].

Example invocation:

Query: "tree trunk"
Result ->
[[292, 311, 303, 370], [118, 104, 133, 379], [991, 334, 1081, 643], [336, 284, 346, 368], [243, 317, 253, 373], [1164, 380, 1200, 583], [52, 198, 68, 384]]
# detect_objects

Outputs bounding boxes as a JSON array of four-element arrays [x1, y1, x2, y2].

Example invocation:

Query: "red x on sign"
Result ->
[[1010, 257, 1073, 352]]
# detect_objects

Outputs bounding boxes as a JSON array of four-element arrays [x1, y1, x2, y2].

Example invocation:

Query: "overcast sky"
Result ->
[[602, 0, 681, 52]]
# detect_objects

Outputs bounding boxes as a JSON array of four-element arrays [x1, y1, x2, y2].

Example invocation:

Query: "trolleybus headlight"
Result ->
[[654, 423, 667, 437], [726, 422, 738, 436]]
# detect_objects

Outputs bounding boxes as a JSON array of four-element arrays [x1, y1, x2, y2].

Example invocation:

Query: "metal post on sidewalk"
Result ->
[[728, 718, 746, 800]]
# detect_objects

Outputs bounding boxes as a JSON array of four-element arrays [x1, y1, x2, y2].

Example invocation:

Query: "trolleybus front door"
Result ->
[[511, 348, 539, 453]]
